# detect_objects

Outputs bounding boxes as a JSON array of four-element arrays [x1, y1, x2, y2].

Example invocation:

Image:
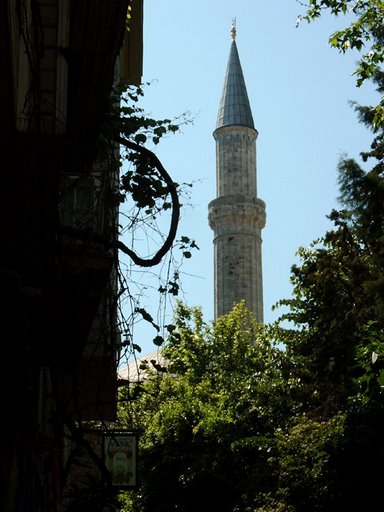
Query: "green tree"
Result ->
[[297, 0, 384, 127], [271, 61, 384, 510], [117, 302, 298, 512], [275, 62, 384, 407]]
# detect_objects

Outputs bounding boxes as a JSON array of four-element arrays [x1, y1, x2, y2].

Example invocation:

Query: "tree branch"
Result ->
[[114, 136, 180, 267]]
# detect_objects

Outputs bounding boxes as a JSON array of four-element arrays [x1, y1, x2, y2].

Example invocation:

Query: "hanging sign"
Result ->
[[103, 431, 138, 488]]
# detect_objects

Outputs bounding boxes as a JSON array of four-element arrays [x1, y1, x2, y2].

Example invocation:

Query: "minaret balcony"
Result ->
[[208, 195, 266, 235]]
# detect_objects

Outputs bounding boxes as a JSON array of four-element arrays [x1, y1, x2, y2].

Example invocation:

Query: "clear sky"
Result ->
[[119, 0, 379, 360]]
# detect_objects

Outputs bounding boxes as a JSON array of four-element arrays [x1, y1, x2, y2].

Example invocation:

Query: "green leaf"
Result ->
[[134, 133, 147, 144], [378, 370, 384, 387], [153, 335, 164, 346]]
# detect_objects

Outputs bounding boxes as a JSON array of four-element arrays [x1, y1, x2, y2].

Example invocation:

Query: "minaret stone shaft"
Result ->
[[208, 27, 266, 322]]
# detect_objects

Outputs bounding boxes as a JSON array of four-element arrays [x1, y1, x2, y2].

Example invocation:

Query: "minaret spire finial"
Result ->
[[231, 18, 237, 41]]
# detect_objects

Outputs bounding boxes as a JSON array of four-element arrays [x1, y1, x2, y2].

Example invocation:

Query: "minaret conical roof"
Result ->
[[216, 37, 255, 130]]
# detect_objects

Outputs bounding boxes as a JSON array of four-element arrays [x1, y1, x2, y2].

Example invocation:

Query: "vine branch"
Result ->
[[114, 136, 180, 267]]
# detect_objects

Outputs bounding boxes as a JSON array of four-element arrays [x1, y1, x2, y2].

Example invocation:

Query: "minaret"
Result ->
[[208, 21, 266, 322]]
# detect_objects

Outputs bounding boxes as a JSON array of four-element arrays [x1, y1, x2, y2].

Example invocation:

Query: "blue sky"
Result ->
[[119, 0, 379, 359]]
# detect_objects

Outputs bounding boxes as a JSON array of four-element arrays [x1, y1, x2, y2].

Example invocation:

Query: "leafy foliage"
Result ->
[[100, 82, 199, 358], [116, 302, 300, 512], [297, 0, 384, 127], [270, 51, 384, 509]]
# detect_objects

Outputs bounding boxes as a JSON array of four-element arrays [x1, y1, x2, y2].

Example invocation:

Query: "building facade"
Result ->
[[0, 1, 143, 510], [208, 23, 266, 322]]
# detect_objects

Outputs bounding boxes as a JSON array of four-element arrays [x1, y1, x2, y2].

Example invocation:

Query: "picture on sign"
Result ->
[[103, 431, 138, 488]]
